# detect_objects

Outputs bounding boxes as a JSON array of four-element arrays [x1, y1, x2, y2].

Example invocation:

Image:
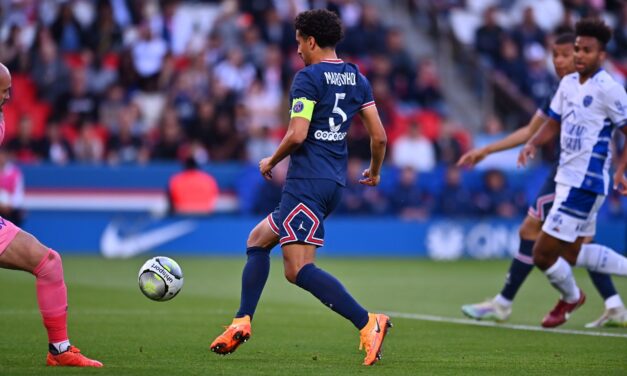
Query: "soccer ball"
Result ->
[[138, 256, 184, 301]]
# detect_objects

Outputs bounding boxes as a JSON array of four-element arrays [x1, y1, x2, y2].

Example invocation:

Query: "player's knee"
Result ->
[[246, 230, 259, 248], [562, 251, 578, 265], [33, 249, 63, 282], [246, 224, 277, 249], [532, 247, 551, 270], [246, 227, 267, 248], [18, 233, 52, 272], [519, 217, 541, 240], [284, 267, 299, 284]]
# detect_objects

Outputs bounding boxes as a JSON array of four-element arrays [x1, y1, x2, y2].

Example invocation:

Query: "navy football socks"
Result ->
[[587, 270, 618, 301], [296, 263, 369, 330], [500, 238, 535, 301], [235, 247, 271, 319]]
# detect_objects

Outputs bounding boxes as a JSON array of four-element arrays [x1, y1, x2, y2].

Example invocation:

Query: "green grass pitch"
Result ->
[[1, 257, 626, 375]]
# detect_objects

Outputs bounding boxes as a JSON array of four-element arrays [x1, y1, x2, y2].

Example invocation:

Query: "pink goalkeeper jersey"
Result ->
[[0, 113, 21, 255]]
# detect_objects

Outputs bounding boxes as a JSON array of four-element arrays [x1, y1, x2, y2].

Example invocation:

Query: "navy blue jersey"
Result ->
[[539, 83, 558, 117], [287, 59, 375, 186], [539, 83, 561, 162]]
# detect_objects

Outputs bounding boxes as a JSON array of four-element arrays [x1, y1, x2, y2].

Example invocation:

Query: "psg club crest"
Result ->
[[293, 100, 304, 113], [583, 95, 593, 107]]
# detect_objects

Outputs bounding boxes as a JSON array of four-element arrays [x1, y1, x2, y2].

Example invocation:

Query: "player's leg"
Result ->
[[279, 179, 390, 365], [572, 242, 627, 277], [533, 231, 584, 295], [282, 242, 390, 365], [535, 185, 594, 327], [236, 216, 279, 319], [533, 231, 586, 328], [0, 228, 102, 367], [585, 266, 627, 327], [535, 183, 611, 327], [211, 216, 278, 355], [463, 177, 558, 321], [501, 215, 542, 301], [554, 192, 627, 327], [569, 237, 627, 328], [462, 215, 539, 321], [283, 242, 369, 328]]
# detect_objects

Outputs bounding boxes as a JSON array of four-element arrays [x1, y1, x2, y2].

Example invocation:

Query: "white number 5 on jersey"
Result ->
[[329, 93, 346, 132]]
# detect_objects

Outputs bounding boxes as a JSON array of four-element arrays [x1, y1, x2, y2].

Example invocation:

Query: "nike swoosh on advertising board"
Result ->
[[100, 220, 197, 259]]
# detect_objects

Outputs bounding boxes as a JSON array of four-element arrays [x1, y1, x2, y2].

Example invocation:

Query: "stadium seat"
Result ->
[[26, 102, 51, 138], [10, 74, 37, 108], [1, 102, 20, 141]]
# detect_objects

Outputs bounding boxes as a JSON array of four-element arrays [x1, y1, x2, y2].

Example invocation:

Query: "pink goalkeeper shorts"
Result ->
[[0, 217, 20, 256]]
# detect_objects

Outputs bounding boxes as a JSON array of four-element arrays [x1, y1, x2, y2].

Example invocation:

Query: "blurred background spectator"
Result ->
[[473, 169, 527, 218], [387, 166, 434, 221], [168, 156, 219, 215]]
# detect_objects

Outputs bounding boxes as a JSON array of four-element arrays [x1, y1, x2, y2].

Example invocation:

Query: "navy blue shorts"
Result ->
[[528, 166, 557, 222], [267, 179, 342, 247]]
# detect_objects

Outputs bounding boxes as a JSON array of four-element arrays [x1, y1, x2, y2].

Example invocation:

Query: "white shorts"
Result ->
[[542, 183, 605, 243]]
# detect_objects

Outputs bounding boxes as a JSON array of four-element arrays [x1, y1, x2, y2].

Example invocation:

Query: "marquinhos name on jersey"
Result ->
[[548, 69, 627, 195], [323, 71, 356, 86]]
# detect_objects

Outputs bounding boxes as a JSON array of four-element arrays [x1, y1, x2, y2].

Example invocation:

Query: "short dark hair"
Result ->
[[183, 156, 198, 170], [575, 18, 612, 49], [554, 32, 575, 45], [294, 9, 344, 48]]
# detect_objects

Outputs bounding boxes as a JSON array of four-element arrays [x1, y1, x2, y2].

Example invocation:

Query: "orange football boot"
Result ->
[[210, 315, 251, 355], [46, 346, 103, 367], [359, 313, 392, 366]]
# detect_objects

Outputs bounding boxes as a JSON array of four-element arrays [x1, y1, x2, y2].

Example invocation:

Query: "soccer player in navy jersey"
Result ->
[[210, 9, 391, 365], [458, 33, 626, 328]]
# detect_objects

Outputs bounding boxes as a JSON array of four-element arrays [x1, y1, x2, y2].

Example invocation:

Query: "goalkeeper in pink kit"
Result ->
[[0, 63, 102, 367]]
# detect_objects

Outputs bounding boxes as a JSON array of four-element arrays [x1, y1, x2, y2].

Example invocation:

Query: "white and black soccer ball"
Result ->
[[138, 256, 184, 301]]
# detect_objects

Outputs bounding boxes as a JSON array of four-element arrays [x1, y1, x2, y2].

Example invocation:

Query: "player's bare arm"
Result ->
[[518, 117, 560, 167], [458, 110, 546, 168], [358, 105, 387, 186], [260, 117, 310, 180]]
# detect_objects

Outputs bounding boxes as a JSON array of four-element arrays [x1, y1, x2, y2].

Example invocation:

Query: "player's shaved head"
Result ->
[[0, 63, 11, 109], [0, 63, 10, 86]]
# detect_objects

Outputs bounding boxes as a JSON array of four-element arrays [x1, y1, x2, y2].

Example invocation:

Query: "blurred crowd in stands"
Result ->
[[0, 0, 626, 219], [416, 0, 627, 136], [0, 0, 451, 166]]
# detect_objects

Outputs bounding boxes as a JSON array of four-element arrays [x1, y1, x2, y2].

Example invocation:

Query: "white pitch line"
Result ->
[[385, 311, 627, 339]]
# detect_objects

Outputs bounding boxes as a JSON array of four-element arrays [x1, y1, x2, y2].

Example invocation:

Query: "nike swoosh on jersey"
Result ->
[[100, 220, 197, 258]]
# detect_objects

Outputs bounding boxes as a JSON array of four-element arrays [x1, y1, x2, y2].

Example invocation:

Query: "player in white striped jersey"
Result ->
[[519, 19, 627, 328]]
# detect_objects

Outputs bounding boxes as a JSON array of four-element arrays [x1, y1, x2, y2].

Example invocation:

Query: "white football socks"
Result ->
[[494, 294, 513, 308], [545, 258, 581, 303], [577, 243, 627, 277], [604, 295, 625, 310]]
